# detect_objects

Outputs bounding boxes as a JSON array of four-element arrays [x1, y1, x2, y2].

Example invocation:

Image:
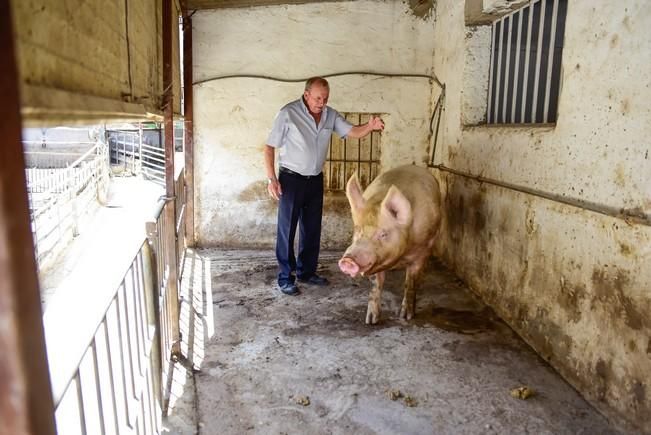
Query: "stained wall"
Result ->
[[432, 0, 651, 431], [192, 0, 438, 247]]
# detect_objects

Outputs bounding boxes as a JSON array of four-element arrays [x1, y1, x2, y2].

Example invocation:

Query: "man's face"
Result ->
[[304, 84, 329, 114]]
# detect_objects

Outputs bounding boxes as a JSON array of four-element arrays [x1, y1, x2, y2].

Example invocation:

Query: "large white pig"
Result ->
[[338, 164, 441, 324]]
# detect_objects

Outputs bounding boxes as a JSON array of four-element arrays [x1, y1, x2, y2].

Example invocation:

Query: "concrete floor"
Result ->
[[170, 249, 623, 435]]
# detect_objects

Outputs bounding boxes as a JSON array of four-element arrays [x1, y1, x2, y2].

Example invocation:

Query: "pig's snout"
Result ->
[[338, 257, 360, 277]]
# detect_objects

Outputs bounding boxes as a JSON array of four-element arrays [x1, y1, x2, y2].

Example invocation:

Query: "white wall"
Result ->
[[432, 0, 651, 431], [192, 0, 650, 430], [192, 0, 437, 247]]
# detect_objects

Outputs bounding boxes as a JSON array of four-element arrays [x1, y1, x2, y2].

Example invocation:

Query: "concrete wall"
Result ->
[[12, 0, 182, 123], [193, 0, 650, 429], [432, 0, 651, 431], [192, 0, 437, 248]]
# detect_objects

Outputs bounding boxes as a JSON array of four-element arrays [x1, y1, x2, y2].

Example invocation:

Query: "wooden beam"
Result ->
[[0, 0, 56, 433], [183, 13, 195, 247], [163, 0, 182, 361], [186, 0, 346, 9], [20, 84, 163, 127]]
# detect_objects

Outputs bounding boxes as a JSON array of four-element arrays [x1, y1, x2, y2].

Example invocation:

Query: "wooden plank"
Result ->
[[183, 13, 195, 246], [0, 1, 56, 433], [186, 0, 346, 9], [20, 84, 163, 127]]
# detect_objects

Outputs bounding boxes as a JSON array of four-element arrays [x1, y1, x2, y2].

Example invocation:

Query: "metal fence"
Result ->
[[106, 125, 170, 186], [26, 143, 109, 267], [46, 167, 186, 434]]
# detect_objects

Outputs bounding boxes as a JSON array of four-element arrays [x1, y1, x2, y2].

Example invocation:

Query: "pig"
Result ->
[[338, 164, 441, 324]]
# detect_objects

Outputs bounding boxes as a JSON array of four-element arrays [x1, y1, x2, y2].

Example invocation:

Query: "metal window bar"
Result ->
[[325, 112, 382, 191], [487, 0, 567, 124]]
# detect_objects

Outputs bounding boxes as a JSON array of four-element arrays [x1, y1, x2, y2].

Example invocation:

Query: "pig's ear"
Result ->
[[346, 173, 365, 215], [380, 185, 412, 226]]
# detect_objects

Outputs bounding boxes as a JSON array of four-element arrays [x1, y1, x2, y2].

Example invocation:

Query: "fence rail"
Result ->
[[107, 128, 166, 185], [26, 143, 109, 267], [45, 167, 186, 434]]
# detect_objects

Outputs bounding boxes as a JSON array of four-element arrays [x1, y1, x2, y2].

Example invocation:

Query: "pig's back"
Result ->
[[364, 165, 441, 240]]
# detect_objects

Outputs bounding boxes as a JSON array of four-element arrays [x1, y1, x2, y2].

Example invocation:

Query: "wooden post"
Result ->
[[163, 0, 181, 358], [183, 12, 195, 247], [0, 0, 56, 433]]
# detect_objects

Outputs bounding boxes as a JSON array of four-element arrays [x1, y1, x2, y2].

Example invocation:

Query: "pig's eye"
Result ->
[[376, 230, 388, 241]]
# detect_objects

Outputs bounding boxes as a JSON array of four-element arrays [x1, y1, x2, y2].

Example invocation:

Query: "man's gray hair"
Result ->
[[305, 77, 329, 92]]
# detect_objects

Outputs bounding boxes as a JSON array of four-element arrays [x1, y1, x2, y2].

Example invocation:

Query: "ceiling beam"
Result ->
[[185, 0, 345, 10]]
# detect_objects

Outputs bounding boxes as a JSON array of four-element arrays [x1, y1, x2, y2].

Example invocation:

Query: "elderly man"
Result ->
[[264, 77, 384, 295]]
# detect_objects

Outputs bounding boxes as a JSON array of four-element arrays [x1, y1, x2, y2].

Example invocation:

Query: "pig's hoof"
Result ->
[[399, 305, 414, 320], [366, 305, 380, 324]]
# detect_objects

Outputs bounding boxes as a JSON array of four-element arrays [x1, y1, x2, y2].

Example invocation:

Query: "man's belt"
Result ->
[[279, 167, 322, 179]]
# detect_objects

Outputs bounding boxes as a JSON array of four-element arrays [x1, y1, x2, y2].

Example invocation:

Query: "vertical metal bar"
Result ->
[[502, 16, 513, 123], [543, 0, 559, 123], [487, 21, 496, 123], [143, 233, 163, 413], [356, 113, 361, 182], [139, 123, 143, 170], [75, 373, 89, 435], [90, 341, 106, 435], [115, 288, 134, 426], [102, 320, 120, 433], [511, 9, 523, 123], [493, 18, 504, 122], [531, 0, 546, 122], [521, 3, 534, 120], [129, 265, 144, 377]]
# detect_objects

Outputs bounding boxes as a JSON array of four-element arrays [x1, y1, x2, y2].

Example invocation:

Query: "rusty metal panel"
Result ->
[[324, 112, 381, 192]]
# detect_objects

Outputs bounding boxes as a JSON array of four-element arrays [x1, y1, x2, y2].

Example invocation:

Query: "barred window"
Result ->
[[487, 0, 568, 124], [324, 113, 382, 191]]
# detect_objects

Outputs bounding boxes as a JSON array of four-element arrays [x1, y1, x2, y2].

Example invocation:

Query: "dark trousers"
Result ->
[[276, 169, 324, 286]]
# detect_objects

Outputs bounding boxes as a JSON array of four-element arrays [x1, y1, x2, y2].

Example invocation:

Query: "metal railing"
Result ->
[[26, 143, 109, 267], [107, 126, 167, 185], [45, 167, 186, 434]]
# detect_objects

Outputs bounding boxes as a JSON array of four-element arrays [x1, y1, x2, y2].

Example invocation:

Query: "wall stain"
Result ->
[[237, 180, 270, 202], [632, 381, 646, 405], [557, 278, 586, 323], [407, 0, 434, 19], [527, 309, 574, 363], [591, 267, 647, 331], [595, 358, 613, 401], [610, 33, 619, 48], [618, 241, 633, 256], [620, 98, 630, 115], [614, 163, 626, 187]]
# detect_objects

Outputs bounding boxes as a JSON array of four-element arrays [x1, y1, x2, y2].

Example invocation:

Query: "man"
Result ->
[[264, 77, 384, 295]]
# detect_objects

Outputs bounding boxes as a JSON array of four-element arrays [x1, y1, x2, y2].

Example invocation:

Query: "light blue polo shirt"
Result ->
[[266, 98, 353, 176]]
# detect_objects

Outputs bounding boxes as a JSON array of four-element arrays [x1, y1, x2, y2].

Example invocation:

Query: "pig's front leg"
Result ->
[[400, 260, 425, 320], [366, 271, 386, 324]]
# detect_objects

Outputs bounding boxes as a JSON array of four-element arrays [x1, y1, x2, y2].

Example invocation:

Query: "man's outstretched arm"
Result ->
[[347, 116, 384, 139]]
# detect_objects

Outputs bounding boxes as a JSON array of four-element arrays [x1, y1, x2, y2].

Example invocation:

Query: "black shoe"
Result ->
[[297, 274, 329, 286], [279, 282, 300, 295]]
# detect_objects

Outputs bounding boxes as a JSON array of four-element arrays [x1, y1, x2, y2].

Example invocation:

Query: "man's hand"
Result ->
[[348, 116, 385, 138], [368, 116, 384, 131], [267, 179, 282, 200]]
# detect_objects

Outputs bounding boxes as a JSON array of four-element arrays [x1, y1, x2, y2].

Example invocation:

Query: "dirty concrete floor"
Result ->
[[193, 249, 621, 435]]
